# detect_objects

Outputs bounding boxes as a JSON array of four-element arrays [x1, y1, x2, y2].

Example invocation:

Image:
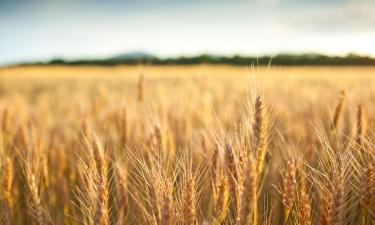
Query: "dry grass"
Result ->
[[1, 65, 375, 225]]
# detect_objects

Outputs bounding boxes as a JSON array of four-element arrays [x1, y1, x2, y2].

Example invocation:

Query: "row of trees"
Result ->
[[24, 53, 375, 66]]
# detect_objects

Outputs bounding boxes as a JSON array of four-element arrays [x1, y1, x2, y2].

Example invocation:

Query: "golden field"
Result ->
[[1, 65, 375, 225]]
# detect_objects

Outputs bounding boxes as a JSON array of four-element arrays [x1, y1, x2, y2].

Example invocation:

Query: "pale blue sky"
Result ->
[[0, 0, 374, 64]]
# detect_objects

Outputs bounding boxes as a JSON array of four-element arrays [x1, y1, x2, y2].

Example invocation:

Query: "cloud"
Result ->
[[255, 0, 280, 7], [285, 0, 375, 33]]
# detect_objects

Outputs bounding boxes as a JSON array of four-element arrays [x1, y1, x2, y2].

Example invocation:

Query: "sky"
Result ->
[[0, 0, 375, 64]]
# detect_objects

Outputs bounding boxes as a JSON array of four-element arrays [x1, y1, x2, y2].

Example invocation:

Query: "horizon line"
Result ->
[[2, 51, 375, 67]]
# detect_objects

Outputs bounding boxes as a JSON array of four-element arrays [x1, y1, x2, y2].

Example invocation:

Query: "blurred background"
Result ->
[[1, 0, 375, 66]]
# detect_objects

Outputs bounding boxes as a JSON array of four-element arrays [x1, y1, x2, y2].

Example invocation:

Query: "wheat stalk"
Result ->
[[1, 157, 13, 225], [237, 156, 257, 225], [253, 96, 267, 174], [225, 143, 241, 216], [138, 74, 145, 102], [160, 181, 174, 225], [281, 160, 297, 224], [356, 104, 366, 147], [213, 171, 229, 224], [182, 174, 197, 225], [331, 90, 346, 131], [93, 140, 109, 225], [298, 170, 311, 225]]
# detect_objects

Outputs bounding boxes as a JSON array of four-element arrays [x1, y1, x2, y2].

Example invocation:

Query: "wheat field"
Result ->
[[1, 65, 375, 225]]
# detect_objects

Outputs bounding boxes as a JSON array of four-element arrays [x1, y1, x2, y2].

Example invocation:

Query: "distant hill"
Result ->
[[11, 52, 375, 67], [108, 51, 156, 61]]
